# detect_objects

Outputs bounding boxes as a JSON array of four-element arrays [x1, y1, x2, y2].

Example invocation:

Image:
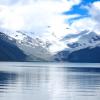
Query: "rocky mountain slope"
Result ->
[[55, 30, 100, 62], [0, 28, 100, 62]]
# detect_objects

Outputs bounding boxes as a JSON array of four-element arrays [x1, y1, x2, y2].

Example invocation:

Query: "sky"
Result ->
[[0, 0, 100, 39]]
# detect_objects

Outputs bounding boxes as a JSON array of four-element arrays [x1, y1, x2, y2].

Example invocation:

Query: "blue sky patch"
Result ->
[[63, 0, 100, 25], [63, 5, 89, 16]]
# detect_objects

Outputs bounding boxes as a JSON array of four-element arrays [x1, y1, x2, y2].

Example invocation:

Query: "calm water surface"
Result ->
[[0, 62, 100, 100]]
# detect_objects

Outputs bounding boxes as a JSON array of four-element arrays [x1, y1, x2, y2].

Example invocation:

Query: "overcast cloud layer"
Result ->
[[0, 0, 100, 38], [0, 0, 81, 37]]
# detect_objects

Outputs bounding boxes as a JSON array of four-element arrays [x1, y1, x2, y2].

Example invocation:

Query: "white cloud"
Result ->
[[68, 1, 100, 35], [90, 1, 100, 34], [93, 1, 100, 10], [70, 18, 97, 32], [90, 1, 100, 21], [0, 0, 82, 37]]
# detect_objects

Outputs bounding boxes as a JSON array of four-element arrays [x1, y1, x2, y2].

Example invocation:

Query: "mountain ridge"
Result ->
[[55, 30, 100, 62], [0, 28, 100, 62]]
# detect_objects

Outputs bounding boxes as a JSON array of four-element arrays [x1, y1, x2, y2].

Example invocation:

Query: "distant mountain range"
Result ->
[[55, 30, 100, 62], [0, 28, 55, 61], [0, 28, 100, 62]]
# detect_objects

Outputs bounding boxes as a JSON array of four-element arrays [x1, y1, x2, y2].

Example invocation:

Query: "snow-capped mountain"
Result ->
[[55, 30, 100, 62], [0, 28, 100, 62], [0, 28, 65, 61], [0, 30, 53, 61], [65, 30, 100, 51], [0, 31, 27, 61]]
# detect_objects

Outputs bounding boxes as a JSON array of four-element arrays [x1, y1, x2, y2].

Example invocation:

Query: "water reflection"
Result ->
[[0, 63, 100, 100]]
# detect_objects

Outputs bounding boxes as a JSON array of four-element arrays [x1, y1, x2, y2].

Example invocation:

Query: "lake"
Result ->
[[0, 62, 100, 100]]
